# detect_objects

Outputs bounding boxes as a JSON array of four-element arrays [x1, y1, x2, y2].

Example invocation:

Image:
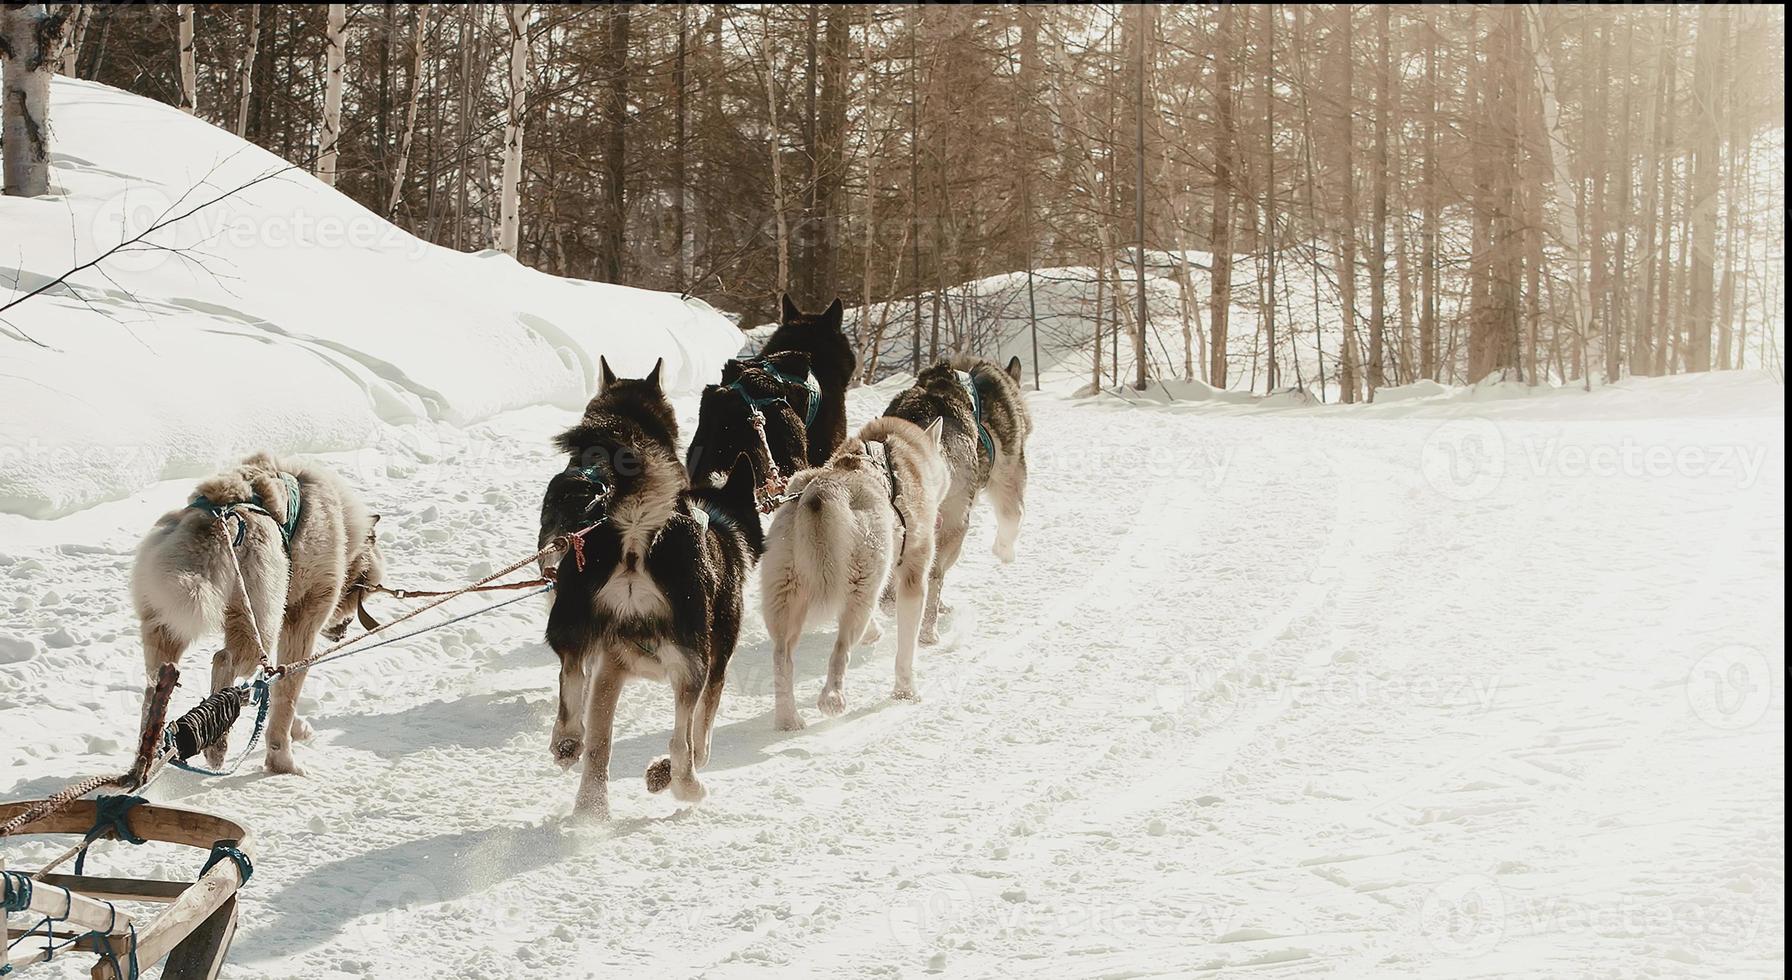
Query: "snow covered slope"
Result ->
[[0, 371, 1780, 978], [0, 78, 740, 519]]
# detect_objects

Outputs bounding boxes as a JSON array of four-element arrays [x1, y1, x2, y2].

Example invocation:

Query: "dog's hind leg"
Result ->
[[549, 643, 591, 768], [818, 597, 872, 719], [891, 543, 933, 701], [989, 450, 1027, 564], [571, 654, 624, 822], [922, 493, 971, 646], [661, 680, 707, 803], [694, 605, 740, 770], [769, 596, 809, 731], [263, 586, 330, 776]]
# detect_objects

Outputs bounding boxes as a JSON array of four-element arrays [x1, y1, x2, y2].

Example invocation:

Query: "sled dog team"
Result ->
[[129, 296, 1032, 819]]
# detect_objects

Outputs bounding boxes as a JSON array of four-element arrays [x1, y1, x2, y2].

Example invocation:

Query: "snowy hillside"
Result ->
[[0, 369, 1780, 978], [0, 78, 739, 519]]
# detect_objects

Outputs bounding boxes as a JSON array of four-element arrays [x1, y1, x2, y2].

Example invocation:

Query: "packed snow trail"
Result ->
[[0, 373, 1781, 978]]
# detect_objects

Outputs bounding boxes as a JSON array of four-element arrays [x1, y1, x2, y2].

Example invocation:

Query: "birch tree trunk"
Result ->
[[1521, 4, 1594, 389], [234, 4, 260, 137], [177, 3, 196, 114], [386, 5, 426, 219], [317, 3, 346, 186], [1207, 5, 1235, 389], [1, 3, 69, 198], [56, 1, 87, 76], [761, 5, 790, 298], [1368, 4, 1389, 396], [1686, 5, 1723, 373], [497, 3, 528, 256]]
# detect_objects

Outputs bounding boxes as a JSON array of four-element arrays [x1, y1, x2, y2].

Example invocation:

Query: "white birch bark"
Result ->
[[177, 3, 196, 113], [234, 4, 260, 137], [498, 3, 529, 255], [386, 5, 427, 218], [317, 3, 347, 186], [1, 3, 70, 197]]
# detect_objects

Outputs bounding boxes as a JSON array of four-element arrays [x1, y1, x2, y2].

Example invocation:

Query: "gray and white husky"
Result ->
[[131, 453, 384, 774], [760, 416, 947, 729], [883, 354, 1033, 644]]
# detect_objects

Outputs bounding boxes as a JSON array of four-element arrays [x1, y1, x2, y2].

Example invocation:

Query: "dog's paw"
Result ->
[[773, 710, 807, 732], [203, 741, 229, 770], [919, 627, 941, 647], [263, 747, 305, 776], [569, 790, 610, 824], [551, 736, 582, 770], [289, 715, 315, 743], [644, 756, 672, 793], [891, 683, 920, 702], [671, 775, 707, 804], [994, 540, 1016, 564], [817, 687, 847, 718]]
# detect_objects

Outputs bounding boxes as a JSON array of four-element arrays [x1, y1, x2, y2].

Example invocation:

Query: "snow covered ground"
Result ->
[[1, 369, 1781, 978]]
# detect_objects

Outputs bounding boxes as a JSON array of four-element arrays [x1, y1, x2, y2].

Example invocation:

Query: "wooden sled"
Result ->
[[2, 799, 252, 980]]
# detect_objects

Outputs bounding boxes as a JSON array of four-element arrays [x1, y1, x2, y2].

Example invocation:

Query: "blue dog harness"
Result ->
[[956, 370, 998, 462], [762, 362, 822, 429], [189, 472, 302, 549]]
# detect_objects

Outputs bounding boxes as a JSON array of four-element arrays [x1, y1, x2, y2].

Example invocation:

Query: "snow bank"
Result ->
[[0, 78, 740, 518]]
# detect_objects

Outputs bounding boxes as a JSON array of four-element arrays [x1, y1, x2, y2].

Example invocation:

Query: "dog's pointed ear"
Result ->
[[1005, 356, 1024, 383], [924, 417, 944, 449], [781, 293, 800, 323], [721, 358, 746, 385], [722, 452, 758, 500], [599, 356, 616, 393], [646, 357, 664, 390], [823, 298, 844, 329]]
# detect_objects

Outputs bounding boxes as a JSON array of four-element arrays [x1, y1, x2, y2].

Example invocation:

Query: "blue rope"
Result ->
[[72, 795, 148, 876], [956, 370, 998, 461], [198, 840, 253, 884], [2, 869, 31, 912], [85, 897, 139, 980], [163, 677, 271, 778]]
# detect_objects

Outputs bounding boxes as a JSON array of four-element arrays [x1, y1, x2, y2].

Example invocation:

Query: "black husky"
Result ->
[[686, 350, 812, 491], [545, 452, 763, 821], [883, 354, 1032, 643], [755, 295, 858, 465]]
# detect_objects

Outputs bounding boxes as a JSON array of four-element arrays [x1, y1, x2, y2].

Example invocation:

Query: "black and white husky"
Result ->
[[883, 355, 1032, 643], [545, 360, 763, 819], [760, 417, 947, 729]]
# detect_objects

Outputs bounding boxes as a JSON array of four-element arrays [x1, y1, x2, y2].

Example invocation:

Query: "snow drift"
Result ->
[[0, 78, 740, 518]]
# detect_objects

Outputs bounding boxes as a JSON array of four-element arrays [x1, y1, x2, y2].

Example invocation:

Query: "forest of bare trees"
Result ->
[[15, 3, 1788, 397]]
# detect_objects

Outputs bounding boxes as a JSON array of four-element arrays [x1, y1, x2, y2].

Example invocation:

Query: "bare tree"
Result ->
[[0, 3, 70, 198], [386, 5, 426, 219], [176, 3, 196, 113], [498, 4, 529, 256], [317, 3, 346, 186]]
